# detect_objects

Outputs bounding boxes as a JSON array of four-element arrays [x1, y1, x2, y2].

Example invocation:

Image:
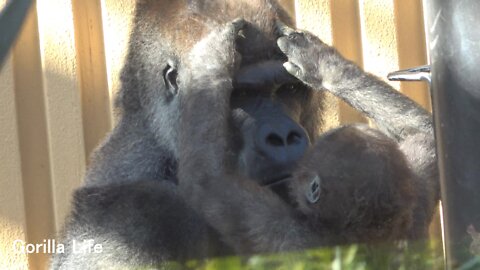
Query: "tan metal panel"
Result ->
[[295, 0, 341, 131], [36, 0, 86, 233], [100, 0, 136, 123], [0, 4, 28, 270], [359, 0, 400, 89], [330, 0, 368, 124], [0, 56, 30, 270], [393, 0, 431, 111], [11, 5, 56, 270], [72, 0, 112, 161], [295, 0, 333, 44]]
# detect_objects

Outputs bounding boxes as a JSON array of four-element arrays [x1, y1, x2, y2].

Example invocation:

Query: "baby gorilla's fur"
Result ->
[[289, 124, 414, 245]]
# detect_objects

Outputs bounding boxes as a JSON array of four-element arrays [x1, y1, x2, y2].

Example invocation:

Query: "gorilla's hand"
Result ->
[[178, 19, 247, 190], [276, 22, 343, 91], [233, 60, 298, 89], [183, 19, 246, 91]]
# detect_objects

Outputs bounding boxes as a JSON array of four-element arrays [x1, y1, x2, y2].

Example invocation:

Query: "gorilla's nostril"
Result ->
[[287, 131, 302, 145], [266, 133, 285, 146]]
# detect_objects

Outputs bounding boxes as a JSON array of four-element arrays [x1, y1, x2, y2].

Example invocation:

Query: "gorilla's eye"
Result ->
[[163, 64, 178, 97], [306, 175, 321, 204]]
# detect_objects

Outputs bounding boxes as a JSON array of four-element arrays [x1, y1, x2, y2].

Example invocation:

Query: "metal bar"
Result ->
[[423, 0, 480, 268], [387, 65, 431, 83], [0, 0, 33, 66]]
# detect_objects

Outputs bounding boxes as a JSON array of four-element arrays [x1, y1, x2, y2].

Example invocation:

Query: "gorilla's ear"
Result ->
[[306, 175, 321, 204], [163, 62, 178, 97]]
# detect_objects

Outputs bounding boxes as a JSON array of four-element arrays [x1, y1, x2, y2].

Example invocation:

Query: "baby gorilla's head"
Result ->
[[290, 124, 415, 243]]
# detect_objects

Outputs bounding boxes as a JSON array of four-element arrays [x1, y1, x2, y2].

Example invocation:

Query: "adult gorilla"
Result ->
[[51, 0, 438, 269]]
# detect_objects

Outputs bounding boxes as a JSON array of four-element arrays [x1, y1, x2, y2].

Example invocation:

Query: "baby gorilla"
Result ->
[[285, 124, 414, 246]]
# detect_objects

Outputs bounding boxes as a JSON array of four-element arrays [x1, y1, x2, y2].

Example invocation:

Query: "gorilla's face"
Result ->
[[221, 19, 322, 185], [124, 0, 323, 185], [142, 31, 321, 187], [153, 34, 323, 186], [229, 82, 318, 185]]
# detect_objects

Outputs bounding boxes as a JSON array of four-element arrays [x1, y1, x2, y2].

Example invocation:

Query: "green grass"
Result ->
[[175, 239, 446, 270]]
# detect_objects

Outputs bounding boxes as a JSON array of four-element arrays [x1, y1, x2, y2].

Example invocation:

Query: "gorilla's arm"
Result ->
[[276, 23, 432, 142], [51, 181, 215, 269], [51, 20, 250, 270], [177, 20, 321, 254], [274, 23, 439, 236], [184, 175, 320, 253], [177, 19, 242, 181]]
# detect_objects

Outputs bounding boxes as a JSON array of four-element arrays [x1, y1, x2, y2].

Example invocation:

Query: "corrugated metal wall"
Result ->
[[0, 0, 431, 269]]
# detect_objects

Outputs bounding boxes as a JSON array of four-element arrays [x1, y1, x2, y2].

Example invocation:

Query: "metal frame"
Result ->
[[391, 1, 480, 268], [423, 0, 480, 268]]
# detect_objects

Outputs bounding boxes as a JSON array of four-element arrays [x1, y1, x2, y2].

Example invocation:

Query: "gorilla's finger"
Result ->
[[233, 60, 299, 88], [232, 18, 247, 36], [276, 36, 292, 57], [277, 33, 308, 55], [275, 19, 295, 37], [283, 62, 303, 79]]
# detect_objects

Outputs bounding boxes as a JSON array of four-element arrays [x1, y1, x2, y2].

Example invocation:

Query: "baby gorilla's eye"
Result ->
[[306, 175, 321, 204]]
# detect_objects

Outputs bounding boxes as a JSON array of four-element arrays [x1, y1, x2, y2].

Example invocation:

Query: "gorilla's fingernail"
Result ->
[[238, 29, 246, 39], [232, 18, 247, 31], [277, 37, 288, 52], [283, 62, 302, 78]]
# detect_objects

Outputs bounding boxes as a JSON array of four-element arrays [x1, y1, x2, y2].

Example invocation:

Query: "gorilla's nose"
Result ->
[[255, 119, 309, 165]]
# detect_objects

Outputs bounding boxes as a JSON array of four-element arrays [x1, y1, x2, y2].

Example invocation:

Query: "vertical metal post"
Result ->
[[423, 0, 480, 268], [0, 0, 33, 65]]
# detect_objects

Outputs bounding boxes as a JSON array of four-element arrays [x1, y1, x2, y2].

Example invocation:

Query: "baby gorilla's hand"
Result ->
[[276, 21, 340, 89]]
